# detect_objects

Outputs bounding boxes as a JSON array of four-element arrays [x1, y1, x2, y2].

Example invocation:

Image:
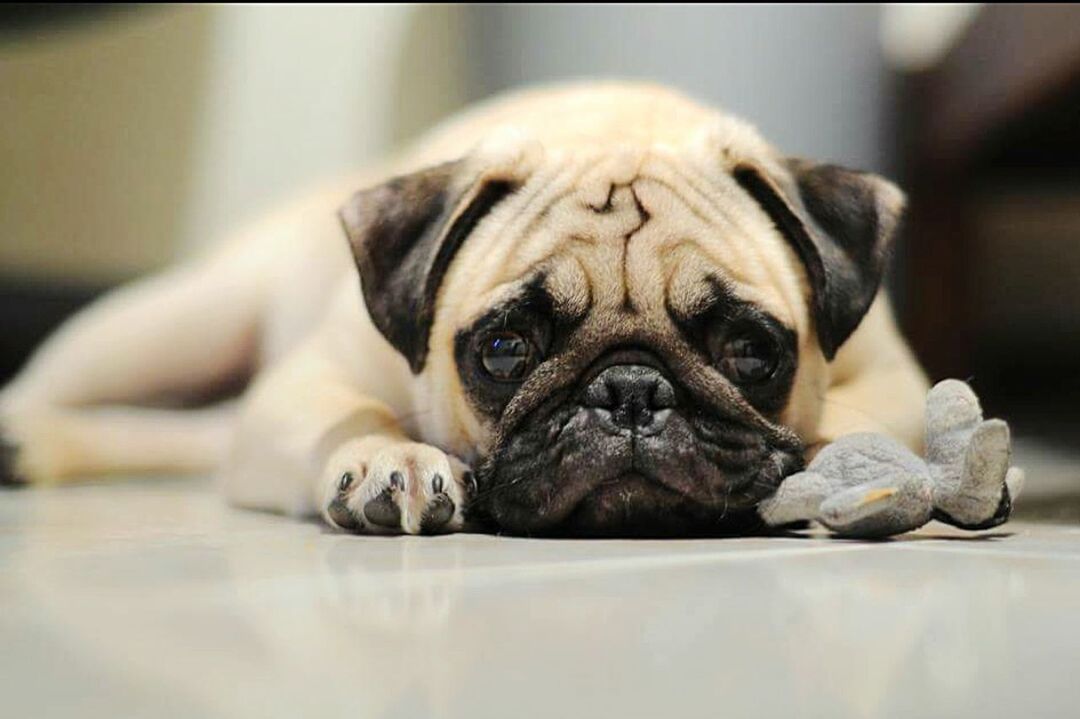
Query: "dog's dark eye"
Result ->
[[716, 327, 780, 384], [479, 332, 535, 382]]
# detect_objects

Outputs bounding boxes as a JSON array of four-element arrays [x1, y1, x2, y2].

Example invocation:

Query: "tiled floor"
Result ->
[[2, 440, 1079, 719]]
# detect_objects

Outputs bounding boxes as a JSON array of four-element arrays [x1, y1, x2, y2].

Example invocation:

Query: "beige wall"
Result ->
[[0, 5, 467, 283]]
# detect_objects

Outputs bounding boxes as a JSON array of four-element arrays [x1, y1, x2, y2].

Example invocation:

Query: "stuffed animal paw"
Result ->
[[758, 379, 1025, 538]]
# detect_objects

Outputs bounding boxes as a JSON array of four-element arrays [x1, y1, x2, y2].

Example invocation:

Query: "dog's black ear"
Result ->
[[339, 161, 519, 373], [733, 160, 904, 360]]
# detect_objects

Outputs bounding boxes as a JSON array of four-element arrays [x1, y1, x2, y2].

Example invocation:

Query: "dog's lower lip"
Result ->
[[581, 471, 683, 506]]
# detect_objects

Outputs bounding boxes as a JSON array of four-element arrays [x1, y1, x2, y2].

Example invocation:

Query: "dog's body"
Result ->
[[1, 83, 928, 536]]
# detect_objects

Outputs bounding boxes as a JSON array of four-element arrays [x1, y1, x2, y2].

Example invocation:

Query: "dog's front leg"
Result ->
[[814, 298, 930, 453], [224, 345, 473, 535]]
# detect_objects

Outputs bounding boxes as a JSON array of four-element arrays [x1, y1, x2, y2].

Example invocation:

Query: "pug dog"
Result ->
[[0, 82, 928, 536]]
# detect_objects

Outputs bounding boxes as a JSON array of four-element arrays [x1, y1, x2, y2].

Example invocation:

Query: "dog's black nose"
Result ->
[[582, 364, 676, 434]]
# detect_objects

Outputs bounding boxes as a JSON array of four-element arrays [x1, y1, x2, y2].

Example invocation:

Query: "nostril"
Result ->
[[650, 378, 676, 410], [582, 377, 615, 409]]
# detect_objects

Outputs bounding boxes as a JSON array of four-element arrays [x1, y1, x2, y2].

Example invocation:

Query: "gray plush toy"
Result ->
[[758, 379, 1025, 538]]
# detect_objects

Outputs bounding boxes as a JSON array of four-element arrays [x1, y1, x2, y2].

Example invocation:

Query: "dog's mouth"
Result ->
[[477, 448, 798, 538], [552, 472, 722, 538]]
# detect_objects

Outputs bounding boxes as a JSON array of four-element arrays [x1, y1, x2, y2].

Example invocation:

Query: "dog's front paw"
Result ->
[[0, 430, 23, 487], [0, 408, 39, 486], [320, 439, 474, 535]]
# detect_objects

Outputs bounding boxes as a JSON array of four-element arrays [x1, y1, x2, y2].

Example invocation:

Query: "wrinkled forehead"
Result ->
[[448, 146, 809, 336]]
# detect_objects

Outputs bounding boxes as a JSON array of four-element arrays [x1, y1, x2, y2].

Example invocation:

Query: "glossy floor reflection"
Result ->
[[2, 467, 1079, 718]]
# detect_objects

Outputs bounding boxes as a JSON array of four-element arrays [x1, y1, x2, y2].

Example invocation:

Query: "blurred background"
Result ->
[[2, 4, 1079, 498]]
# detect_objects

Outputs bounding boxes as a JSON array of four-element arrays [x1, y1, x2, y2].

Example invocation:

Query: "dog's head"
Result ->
[[339, 121, 904, 536]]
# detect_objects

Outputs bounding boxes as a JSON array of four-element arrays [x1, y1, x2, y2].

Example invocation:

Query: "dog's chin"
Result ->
[[549, 472, 771, 538], [480, 464, 788, 539]]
